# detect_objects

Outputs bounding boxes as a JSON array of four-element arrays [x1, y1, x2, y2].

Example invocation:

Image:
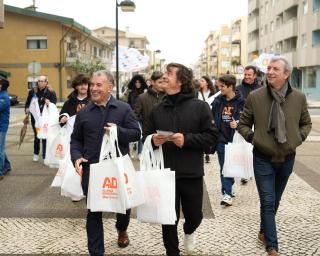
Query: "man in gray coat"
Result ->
[[238, 56, 312, 256]]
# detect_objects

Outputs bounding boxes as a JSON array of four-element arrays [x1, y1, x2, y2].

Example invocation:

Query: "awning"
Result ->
[[0, 70, 11, 78]]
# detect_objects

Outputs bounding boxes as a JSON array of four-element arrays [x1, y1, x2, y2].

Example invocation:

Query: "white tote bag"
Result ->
[[60, 157, 85, 200], [137, 135, 176, 225], [87, 127, 129, 213], [107, 127, 145, 210], [222, 131, 254, 179]]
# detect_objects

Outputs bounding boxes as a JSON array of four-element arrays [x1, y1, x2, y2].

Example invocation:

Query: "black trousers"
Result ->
[[31, 115, 46, 159], [82, 165, 131, 256], [162, 177, 204, 256]]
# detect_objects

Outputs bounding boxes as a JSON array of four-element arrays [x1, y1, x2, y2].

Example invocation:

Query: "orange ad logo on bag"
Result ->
[[102, 177, 118, 189], [124, 173, 128, 184], [55, 144, 64, 157]]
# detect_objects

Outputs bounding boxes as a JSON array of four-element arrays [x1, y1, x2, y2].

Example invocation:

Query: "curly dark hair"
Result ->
[[72, 74, 90, 89], [166, 63, 194, 94], [201, 75, 216, 95], [127, 74, 148, 92]]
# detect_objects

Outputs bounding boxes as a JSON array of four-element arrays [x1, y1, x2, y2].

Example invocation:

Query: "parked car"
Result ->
[[9, 94, 19, 106]]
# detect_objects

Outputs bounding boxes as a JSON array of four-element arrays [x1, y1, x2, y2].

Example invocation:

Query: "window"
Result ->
[[301, 33, 307, 48], [303, 1, 308, 14], [270, 45, 274, 52], [82, 42, 87, 52], [304, 67, 317, 88], [271, 21, 274, 31], [221, 35, 230, 42], [221, 48, 230, 56], [314, 0, 320, 11], [221, 61, 231, 68], [272, 0, 275, 6], [67, 79, 72, 89], [261, 27, 264, 36], [265, 24, 268, 34], [93, 46, 97, 57], [265, 1, 269, 12], [26, 36, 47, 49], [312, 29, 320, 46]]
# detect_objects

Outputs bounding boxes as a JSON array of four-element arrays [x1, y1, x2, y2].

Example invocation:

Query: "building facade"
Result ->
[[0, 5, 112, 101], [199, 18, 247, 81], [248, 0, 320, 100]]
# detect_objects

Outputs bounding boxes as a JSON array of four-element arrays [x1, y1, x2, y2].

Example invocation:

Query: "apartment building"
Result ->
[[248, 0, 320, 100], [0, 5, 112, 100], [199, 18, 248, 82]]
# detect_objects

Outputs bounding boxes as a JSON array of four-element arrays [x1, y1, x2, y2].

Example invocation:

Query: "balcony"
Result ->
[[275, 19, 298, 42], [248, 38, 259, 53], [248, 16, 259, 33], [248, 0, 259, 13], [276, 0, 299, 14], [231, 33, 241, 43]]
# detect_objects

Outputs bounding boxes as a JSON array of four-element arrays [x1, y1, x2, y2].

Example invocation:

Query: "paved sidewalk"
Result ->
[[0, 156, 320, 255]]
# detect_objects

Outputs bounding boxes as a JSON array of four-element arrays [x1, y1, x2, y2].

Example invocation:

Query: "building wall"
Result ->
[[249, 0, 320, 100], [0, 11, 62, 100]]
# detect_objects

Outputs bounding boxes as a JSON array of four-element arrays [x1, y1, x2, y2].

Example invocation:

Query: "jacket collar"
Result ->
[[88, 95, 118, 110], [266, 80, 293, 98], [162, 92, 194, 107]]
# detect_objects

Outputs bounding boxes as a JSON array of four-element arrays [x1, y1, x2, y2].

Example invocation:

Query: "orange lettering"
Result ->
[[124, 173, 128, 184], [56, 144, 63, 152], [102, 177, 117, 189]]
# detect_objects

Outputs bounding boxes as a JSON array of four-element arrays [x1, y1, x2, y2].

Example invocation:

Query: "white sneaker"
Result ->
[[184, 233, 196, 254], [220, 193, 233, 206], [33, 154, 39, 162]]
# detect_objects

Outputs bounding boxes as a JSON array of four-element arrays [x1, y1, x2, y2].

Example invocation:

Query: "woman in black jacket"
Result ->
[[127, 74, 147, 110], [196, 75, 218, 163], [59, 74, 90, 125]]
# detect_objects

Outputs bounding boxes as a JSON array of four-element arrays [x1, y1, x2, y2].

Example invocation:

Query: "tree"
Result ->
[[71, 59, 106, 76]]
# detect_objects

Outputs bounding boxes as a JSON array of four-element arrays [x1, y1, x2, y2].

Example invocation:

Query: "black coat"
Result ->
[[70, 96, 141, 165], [25, 86, 57, 113], [59, 91, 90, 120], [236, 78, 263, 100], [144, 93, 219, 179]]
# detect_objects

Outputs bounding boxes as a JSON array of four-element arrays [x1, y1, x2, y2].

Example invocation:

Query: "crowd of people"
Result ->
[[0, 56, 312, 256]]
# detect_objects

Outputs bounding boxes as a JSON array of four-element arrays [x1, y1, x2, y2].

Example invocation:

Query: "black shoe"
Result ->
[[241, 178, 248, 185], [0, 175, 4, 181], [205, 155, 210, 163]]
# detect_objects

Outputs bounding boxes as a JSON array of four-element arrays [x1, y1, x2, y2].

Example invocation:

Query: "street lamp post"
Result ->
[[115, 0, 135, 99], [153, 49, 161, 71]]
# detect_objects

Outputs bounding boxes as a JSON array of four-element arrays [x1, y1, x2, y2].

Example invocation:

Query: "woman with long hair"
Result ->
[[196, 75, 217, 163]]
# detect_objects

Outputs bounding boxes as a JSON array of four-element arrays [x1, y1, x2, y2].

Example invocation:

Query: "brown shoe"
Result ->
[[117, 230, 129, 248], [267, 248, 279, 256], [258, 231, 267, 246]]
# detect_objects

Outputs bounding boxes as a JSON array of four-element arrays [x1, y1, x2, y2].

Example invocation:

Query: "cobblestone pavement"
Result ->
[[1, 155, 320, 256]]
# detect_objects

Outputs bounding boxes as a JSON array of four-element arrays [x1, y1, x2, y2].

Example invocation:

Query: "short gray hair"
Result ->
[[269, 56, 292, 74], [92, 70, 115, 86]]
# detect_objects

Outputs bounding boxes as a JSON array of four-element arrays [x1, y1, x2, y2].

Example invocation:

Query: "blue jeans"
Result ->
[[0, 131, 11, 176], [253, 152, 295, 251], [216, 143, 234, 196]]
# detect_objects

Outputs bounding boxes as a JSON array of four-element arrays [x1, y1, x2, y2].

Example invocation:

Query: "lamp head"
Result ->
[[119, 0, 136, 12]]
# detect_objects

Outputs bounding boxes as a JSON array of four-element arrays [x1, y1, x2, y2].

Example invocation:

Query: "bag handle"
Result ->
[[140, 135, 165, 171], [99, 126, 122, 162]]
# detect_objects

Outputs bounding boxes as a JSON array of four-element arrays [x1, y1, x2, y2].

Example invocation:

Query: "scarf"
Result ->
[[267, 82, 288, 144]]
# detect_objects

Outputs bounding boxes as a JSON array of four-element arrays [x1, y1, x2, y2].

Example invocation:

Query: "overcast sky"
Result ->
[[5, 0, 248, 66]]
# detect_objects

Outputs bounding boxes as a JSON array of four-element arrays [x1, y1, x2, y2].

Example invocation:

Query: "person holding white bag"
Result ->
[[70, 70, 140, 256], [211, 74, 245, 206], [25, 75, 57, 162], [144, 63, 218, 256]]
